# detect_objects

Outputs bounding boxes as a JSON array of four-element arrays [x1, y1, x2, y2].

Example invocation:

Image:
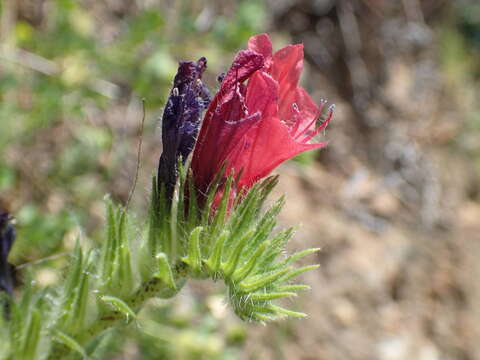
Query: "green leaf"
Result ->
[[21, 309, 42, 360], [52, 330, 87, 359], [68, 254, 93, 333], [64, 239, 84, 298], [101, 197, 117, 280]]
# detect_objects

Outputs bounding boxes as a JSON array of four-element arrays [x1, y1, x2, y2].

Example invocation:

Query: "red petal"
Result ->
[[271, 44, 304, 103], [245, 71, 278, 120], [248, 33, 273, 58], [192, 50, 264, 191], [223, 71, 279, 178], [301, 105, 334, 143], [192, 34, 331, 200], [284, 87, 320, 140], [221, 50, 264, 92], [235, 116, 325, 189]]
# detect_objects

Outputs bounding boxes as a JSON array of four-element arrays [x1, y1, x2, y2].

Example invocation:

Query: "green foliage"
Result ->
[[0, 163, 318, 359], [12, 206, 75, 262], [148, 168, 319, 322]]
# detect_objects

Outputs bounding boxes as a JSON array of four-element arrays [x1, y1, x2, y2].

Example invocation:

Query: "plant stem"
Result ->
[[48, 272, 186, 359]]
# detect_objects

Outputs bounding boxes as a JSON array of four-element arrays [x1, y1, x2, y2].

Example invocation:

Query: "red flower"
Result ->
[[191, 33, 333, 198]]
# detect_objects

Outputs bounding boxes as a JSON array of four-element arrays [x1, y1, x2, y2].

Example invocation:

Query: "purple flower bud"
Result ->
[[157, 57, 211, 202], [0, 211, 15, 296]]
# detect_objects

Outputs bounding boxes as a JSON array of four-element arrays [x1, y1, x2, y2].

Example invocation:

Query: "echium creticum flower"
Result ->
[[0, 35, 332, 360], [157, 57, 211, 202], [0, 211, 15, 296], [191, 33, 333, 200]]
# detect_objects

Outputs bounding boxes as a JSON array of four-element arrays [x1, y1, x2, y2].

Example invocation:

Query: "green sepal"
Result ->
[[238, 268, 290, 293], [268, 304, 307, 318], [204, 230, 229, 279], [275, 248, 320, 268], [222, 229, 255, 278], [276, 284, 311, 292], [249, 292, 297, 301], [231, 240, 270, 283], [154, 253, 176, 291], [186, 171, 199, 230], [278, 264, 320, 283], [210, 175, 233, 239], [100, 296, 136, 323], [181, 226, 203, 276]]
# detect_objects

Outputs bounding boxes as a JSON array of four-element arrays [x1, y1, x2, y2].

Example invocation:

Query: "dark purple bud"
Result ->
[[217, 72, 226, 84], [157, 57, 211, 202], [0, 211, 15, 296]]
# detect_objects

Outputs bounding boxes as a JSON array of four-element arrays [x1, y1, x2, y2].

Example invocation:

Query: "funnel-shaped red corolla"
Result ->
[[192, 33, 333, 198]]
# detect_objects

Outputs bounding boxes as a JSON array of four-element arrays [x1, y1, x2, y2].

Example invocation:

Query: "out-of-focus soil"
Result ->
[[242, 1, 480, 359]]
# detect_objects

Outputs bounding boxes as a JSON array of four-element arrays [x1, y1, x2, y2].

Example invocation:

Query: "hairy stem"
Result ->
[[48, 270, 187, 359]]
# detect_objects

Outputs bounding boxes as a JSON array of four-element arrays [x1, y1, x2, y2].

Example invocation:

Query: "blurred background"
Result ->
[[1, 0, 480, 359]]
